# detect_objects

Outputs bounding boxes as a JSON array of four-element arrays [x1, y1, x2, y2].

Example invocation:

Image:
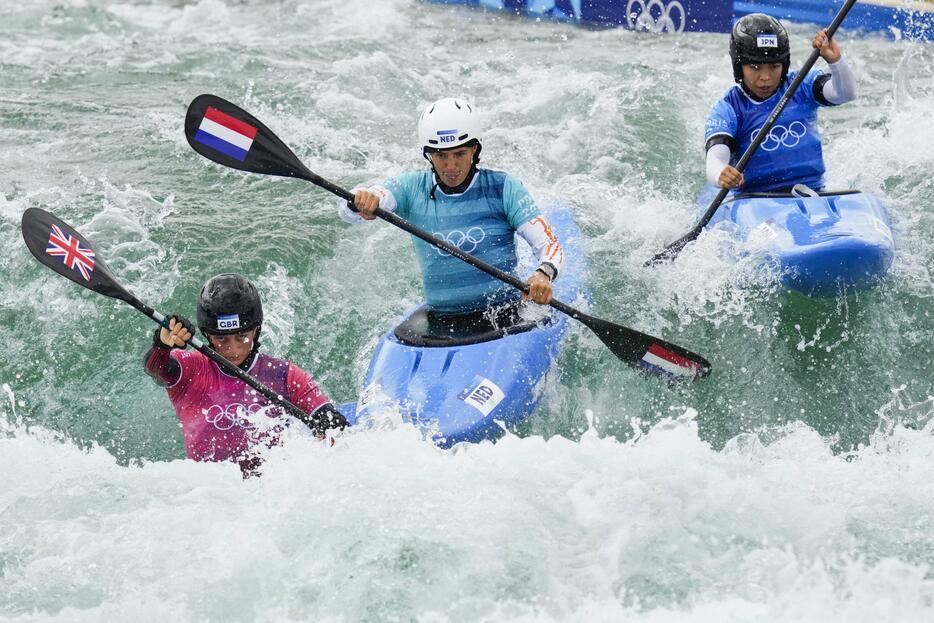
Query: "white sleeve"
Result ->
[[516, 216, 565, 280], [337, 184, 398, 224], [822, 56, 856, 105], [705, 143, 732, 186]]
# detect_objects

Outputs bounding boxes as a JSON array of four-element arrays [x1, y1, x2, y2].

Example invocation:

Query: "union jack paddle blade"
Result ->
[[45, 222, 95, 281], [22, 208, 133, 304]]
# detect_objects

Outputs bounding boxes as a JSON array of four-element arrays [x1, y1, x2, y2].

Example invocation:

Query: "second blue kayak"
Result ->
[[701, 186, 895, 296]]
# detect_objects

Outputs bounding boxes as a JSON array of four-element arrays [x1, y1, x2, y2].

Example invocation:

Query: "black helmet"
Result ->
[[730, 13, 791, 85], [197, 273, 263, 337]]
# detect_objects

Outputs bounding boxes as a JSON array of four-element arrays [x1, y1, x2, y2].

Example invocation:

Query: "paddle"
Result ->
[[184, 94, 711, 380], [646, 0, 858, 266], [20, 207, 345, 434]]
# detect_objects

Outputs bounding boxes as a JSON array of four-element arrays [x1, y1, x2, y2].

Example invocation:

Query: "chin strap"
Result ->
[[238, 326, 262, 371], [238, 350, 258, 372]]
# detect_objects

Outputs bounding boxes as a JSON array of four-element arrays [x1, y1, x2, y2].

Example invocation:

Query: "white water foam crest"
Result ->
[[255, 262, 300, 353], [77, 176, 178, 302], [824, 41, 934, 296], [3, 412, 934, 622]]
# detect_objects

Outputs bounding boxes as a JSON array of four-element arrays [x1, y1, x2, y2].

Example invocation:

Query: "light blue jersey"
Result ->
[[705, 70, 835, 192], [383, 169, 540, 313]]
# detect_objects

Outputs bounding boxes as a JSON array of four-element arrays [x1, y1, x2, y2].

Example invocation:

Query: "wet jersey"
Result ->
[[704, 70, 833, 192], [383, 169, 541, 313], [145, 347, 331, 463]]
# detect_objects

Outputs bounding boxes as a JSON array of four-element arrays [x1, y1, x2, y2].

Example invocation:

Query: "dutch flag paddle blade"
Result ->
[[193, 106, 258, 162]]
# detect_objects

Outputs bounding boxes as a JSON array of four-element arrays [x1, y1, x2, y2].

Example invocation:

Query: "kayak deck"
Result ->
[[704, 188, 895, 296]]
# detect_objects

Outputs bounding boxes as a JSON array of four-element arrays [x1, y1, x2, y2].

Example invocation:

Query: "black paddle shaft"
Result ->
[[20, 207, 341, 434], [647, 0, 858, 265], [373, 206, 704, 365]]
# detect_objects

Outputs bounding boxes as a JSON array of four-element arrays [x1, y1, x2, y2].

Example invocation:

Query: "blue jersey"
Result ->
[[704, 70, 834, 193], [383, 169, 541, 314]]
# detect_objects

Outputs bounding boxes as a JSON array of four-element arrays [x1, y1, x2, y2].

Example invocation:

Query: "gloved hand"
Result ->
[[154, 314, 195, 349]]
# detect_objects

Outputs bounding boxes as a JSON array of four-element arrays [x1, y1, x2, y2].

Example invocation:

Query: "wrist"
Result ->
[[536, 262, 557, 281], [153, 328, 172, 349]]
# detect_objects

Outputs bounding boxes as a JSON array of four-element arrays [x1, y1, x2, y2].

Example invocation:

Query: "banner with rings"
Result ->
[[626, 0, 686, 33], [432, 0, 934, 40], [427, 0, 733, 33]]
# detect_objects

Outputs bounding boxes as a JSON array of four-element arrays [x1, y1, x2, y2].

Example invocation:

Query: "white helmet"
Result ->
[[417, 97, 483, 156]]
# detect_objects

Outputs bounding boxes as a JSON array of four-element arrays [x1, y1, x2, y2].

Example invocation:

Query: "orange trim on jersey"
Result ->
[[529, 216, 558, 243]]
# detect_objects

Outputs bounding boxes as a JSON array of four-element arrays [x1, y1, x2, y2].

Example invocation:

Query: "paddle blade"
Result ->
[[185, 94, 312, 180], [578, 312, 711, 380], [21, 207, 135, 304]]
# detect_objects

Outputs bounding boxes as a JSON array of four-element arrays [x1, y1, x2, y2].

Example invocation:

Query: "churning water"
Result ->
[[1, 1, 933, 620]]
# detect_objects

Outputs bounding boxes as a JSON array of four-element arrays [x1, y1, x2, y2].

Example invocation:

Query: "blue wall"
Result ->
[[424, 0, 934, 40], [424, 0, 733, 33], [736, 1, 934, 41]]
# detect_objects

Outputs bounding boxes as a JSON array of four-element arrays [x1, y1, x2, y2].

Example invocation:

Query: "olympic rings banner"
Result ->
[[422, 0, 934, 40], [420, 0, 732, 33]]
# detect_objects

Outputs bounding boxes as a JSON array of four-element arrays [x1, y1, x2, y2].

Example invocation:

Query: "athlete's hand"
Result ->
[[718, 165, 744, 189], [523, 270, 553, 305], [351, 190, 380, 221], [813, 29, 841, 64], [160, 315, 193, 349]]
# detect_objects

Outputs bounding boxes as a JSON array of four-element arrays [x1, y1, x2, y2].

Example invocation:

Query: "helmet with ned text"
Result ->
[[417, 97, 483, 162]]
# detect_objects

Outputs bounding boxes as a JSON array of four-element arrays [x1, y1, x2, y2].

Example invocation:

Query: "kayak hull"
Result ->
[[343, 206, 585, 446]]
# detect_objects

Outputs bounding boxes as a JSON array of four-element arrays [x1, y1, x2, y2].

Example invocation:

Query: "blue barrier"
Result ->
[[736, 1, 934, 41], [423, 0, 934, 40], [422, 0, 733, 33]]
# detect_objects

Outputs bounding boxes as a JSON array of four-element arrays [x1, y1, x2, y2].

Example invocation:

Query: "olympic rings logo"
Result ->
[[751, 121, 808, 152], [203, 403, 262, 431], [433, 226, 486, 256], [626, 0, 686, 34]]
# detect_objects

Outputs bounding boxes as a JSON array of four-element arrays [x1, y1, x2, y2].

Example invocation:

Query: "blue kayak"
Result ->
[[339, 206, 586, 447], [701, 186, 895, 296]]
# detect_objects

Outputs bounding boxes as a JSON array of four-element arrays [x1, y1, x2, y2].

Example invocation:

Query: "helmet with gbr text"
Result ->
[[197, 273, 263, 337]]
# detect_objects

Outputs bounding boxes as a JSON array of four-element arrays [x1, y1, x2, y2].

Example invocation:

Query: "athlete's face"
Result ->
[[742, 62, 783, 99], [208, 328, 257, 367], [430, 144, 477, 187]]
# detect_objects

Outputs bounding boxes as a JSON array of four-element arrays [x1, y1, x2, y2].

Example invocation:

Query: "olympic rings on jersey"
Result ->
[[626, 0, 686, 34], [433, 226, 486, 256], [751, 121, 808, 152], [203, 403, 262, 431]]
